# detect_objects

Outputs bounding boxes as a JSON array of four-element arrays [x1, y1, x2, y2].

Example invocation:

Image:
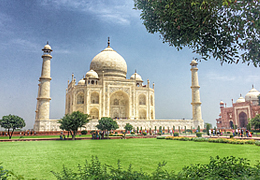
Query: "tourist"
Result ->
[[232, 130, 235, 136], [236, 129, 238, 136], [170, 129, 173, 136], [217, 130, 220, 137], [241, 129, 243, 137], [209, 129, 211, 137], [246, 130, 249, 137], [213, 129, 215, 136]]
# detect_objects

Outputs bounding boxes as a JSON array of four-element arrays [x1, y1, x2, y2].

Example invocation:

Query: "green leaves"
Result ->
[[58, 111, 91, 140], [96, 117, 119, 131], [250, 114, 260, 130], [134, 0, 260, 66]]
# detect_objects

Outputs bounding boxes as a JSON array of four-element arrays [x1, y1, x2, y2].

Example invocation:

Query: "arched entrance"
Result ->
[[229, 121, 233, 128], [239, 112, 247, 128], [110, 91, 129, 119]]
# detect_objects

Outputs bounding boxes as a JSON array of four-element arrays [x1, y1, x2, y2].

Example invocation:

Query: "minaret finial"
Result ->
[[252, 84, 254, 88], [135, 69, 137, 73], [47, 41, 49, 45], [240, 93, 242, 97], [108, 37, 110, 47]]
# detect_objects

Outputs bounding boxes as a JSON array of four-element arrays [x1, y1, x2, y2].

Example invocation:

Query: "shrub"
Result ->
[[0, 164, 9, 180], [156, 136, 165, 139], [165, 136, 174, 140], [90, 130, 96, 134], [173, 132, 179, 137], [196, 132, 202, 137], [81, 130, 88, 135], [142, 132, 147, 136], [230, 135, 234, 138], [131, 131, 135, 134], [115, 132, 118, 134], [157, 132, 162, 135], [193, 137, 208, 142], [255, 141, 260, 146], [202, 129, 207, 133], [227, 132, 231, 134], [186, 129, 192, 133]]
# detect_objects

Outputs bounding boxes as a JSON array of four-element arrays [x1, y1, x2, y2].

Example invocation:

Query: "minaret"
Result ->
[[34, 42, 53, 131], [190, 60, 204, 128]]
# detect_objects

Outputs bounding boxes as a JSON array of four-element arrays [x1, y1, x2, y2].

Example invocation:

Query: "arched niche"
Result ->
[[91, 92, 99, 104], [110, 91, 129, 119], [76, 93, 84, 104], [139, 94, 146, 105], [90, 108, 99, 119], [151, 95, 153, 106], [139, 109, 146, 119]]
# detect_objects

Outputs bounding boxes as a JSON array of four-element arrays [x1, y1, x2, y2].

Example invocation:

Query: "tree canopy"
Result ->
[[134, 0, 260, 66], [96, 117, 119, 133], [0, 114, 26, 139], [58, 111, 91, 140], [250, 114, 260, 130]]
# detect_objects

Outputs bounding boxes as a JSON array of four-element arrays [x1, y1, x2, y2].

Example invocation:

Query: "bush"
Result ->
[[202, 129, 207, 133], [196, 132, 202, 137], [174, 132, 179, 137], [227, 132, 231, 134], [142, 132, 147, 136], [156, 136, 166, 139], [81, 130, 88, 135], [131, 131, 135, 134], [193, 137, 208, 142], [157, 132, 162, 135], [230, 135, 234, 138], [255, 141, 260, 146], [0, 163, 9, 180], [186, 129, 192, 133]]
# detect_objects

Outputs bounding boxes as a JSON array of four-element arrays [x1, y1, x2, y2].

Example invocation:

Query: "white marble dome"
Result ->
[[78, 78, 85, 85], [43, 44, 51, 50], [90, 45, 127, 78], [86, 69, 98, 79], [245, 87, 260, 102], [130, 72, 142, 81], [236, 96, 245, 103]]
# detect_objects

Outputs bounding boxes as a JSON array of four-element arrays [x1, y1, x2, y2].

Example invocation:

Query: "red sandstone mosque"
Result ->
[[216, 85, 260, 129]]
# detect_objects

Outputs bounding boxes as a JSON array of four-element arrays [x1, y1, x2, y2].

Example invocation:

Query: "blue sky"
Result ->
[[1, 0, 260, 129]]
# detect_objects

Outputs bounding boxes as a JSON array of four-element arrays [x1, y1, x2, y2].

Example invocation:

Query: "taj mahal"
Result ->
[[34, 39, 204, 131]]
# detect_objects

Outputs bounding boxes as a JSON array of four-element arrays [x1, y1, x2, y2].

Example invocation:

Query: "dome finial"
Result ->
[[47, 41, 49, 45], [108, 37, 110, 47], [252, 84, 254, 88], [240, 94, 242, 97]]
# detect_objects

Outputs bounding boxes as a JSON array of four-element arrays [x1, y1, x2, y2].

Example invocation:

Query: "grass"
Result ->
[[0, 138, 260, 179], [0, 134, 91, 139]]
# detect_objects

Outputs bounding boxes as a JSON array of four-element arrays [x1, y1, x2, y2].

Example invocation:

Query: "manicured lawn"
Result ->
[[0, 134, 91, 139], [0, 138, 259, 179]]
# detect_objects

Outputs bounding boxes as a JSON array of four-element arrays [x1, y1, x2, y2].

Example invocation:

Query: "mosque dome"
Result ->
[[245, 86, 260, 102], [86, 69, 98, 79], [236, 96, 245, 103], [220, 101, 224, 105], [130, 72, 142, 81], [90, 41, 127, 79], [78, 78, 85, 85]]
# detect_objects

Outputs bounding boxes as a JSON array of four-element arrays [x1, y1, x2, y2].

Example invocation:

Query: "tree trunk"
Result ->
[[72, 131, 77, 140]]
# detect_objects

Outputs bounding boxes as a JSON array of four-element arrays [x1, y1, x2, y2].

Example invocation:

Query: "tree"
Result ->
[[96, 117, 119, 138], [134, 0, 260, 66], [250, 114, 260, 130], [206, 123, 210, 135], [0, 114, 26, 139], [58, 111, 90, 140], [124, 123, 133, 138]]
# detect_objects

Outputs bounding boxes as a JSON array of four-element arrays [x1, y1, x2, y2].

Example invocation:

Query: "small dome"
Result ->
[[78, 78, 85, 85], [86, 69, 98, 79], [130, 72, 142, 81], [190, 59, 198, 66], [90, 44, 127, 78], [220, 101, 224, 105], [236, 96, 245, 103], [245, 86, 260, 102], [44, 44, 51, 50]]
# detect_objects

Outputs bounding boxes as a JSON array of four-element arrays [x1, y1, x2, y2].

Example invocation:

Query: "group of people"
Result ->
[[208, 128, 252, 137]]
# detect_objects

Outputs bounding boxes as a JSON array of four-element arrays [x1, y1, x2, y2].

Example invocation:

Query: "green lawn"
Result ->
[[0, 134, 91, 139], [0, 138, 259, 179]]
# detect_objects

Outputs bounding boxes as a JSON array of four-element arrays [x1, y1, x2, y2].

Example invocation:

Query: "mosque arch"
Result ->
[[91, 92, 99, 104], [139, 94, 146, 105], [76, 93, 84, 104], [110, 91, 129, 119], [90, 108, 99, 119], [229, 121, 233, 128], [139, 109, 147, 119], [239, 112, 248, 128]]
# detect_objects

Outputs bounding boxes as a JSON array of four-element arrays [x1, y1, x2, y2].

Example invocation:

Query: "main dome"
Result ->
[[90, 45, 127, 78]]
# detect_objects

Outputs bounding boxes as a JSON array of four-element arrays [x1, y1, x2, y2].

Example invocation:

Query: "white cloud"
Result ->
[[206, 72, 236, 81], [41, 0, 138, 26]]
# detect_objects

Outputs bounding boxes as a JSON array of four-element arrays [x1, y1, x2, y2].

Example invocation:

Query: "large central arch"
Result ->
[[110, 91, 129, 119], [239, 112, 247, 128]]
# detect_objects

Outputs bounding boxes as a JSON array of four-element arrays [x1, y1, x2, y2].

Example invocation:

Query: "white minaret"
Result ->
[[190, 60, 204, 128], [34, 42, 53, 131]]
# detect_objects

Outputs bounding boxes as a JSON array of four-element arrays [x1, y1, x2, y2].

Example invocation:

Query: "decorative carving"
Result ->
[[109, 87, 130, 95]]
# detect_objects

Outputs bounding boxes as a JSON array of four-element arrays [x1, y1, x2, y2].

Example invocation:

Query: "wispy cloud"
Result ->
[[41, 0, 138, 26], [206, 72, 236, 81]]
